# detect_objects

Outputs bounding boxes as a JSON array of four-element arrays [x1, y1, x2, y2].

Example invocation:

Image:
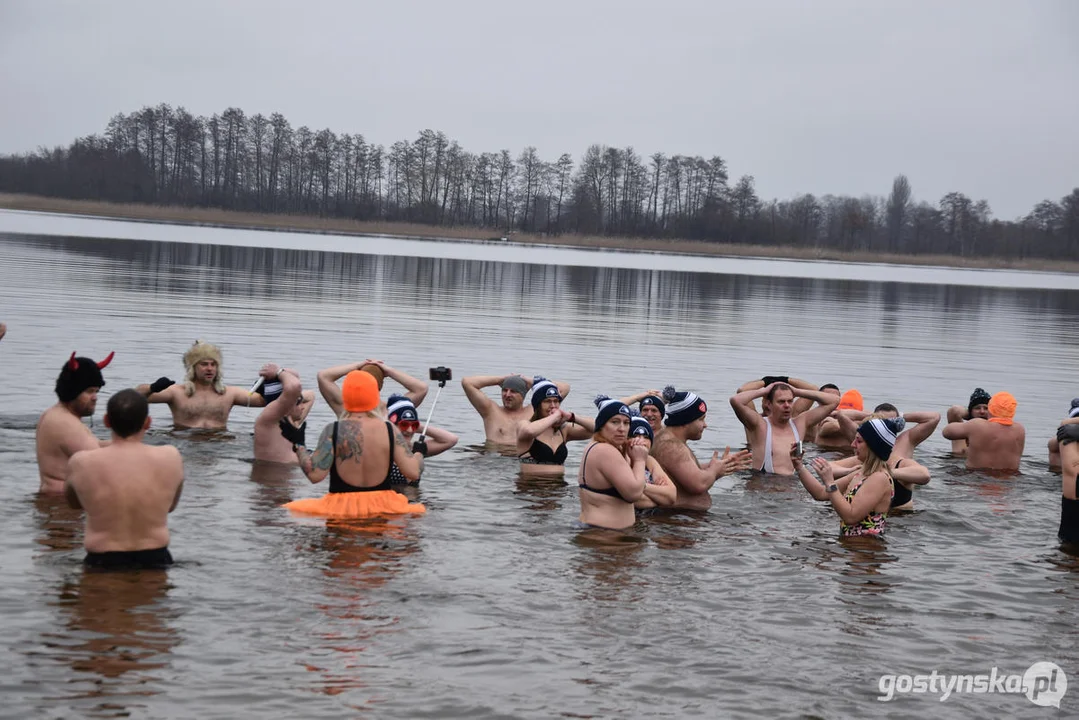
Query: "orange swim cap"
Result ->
[[838, 389, 863, 411], [342, 370, 380, 413], [359, 363, 385, 390], [988, 391, 1016, 425]]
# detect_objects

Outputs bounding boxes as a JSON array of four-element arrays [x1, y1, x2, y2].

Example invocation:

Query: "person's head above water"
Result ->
[[387, 394, 420, 437], [628, 408, 654, 445], [105, 388, 150, 438], [838, 389, 864, 412], [342, 370, 380, 413], [639, 395, 665, 430], [183, 340, 225, 396], [55, 351, 113, 416], [968, 387, 992, 419], [988, 392, 1017, 426], [766, 382, 796, 421], [530, 377, 562, 420], [500, 375, 528, 410], [593, 395, 631, 445], [662, 385, 708, 439], [855, 417, 903, 463]]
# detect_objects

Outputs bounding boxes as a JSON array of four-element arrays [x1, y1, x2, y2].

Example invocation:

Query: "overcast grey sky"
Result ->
[[1, 0, 1076, 219]]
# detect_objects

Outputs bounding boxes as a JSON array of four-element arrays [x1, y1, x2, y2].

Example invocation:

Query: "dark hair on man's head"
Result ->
[[106, 388, 149, 438], [766, 382, 793, 401], [874, 402, 899, 414], [820, 383, 840, 392]]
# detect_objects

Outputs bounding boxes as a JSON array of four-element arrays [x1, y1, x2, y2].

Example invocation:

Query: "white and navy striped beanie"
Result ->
[[662, 385, 707, 427]]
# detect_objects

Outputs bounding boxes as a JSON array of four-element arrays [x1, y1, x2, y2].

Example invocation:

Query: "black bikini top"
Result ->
[[520, 430, 568, 465], [577, 442, 633, 503]]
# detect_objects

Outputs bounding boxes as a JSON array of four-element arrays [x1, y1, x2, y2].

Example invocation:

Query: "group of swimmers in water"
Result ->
[[14, 329, 1079, 571]]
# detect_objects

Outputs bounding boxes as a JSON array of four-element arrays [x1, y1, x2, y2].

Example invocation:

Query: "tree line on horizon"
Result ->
[[0, 104, 1076, 260]]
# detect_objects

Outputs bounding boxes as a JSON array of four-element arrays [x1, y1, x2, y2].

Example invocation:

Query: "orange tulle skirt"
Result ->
[[284, 491, 426, 518]]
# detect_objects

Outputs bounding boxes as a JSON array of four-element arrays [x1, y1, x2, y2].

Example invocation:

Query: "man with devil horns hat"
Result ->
[[35, 351, 114, 494], [135, 340, 273, 430]]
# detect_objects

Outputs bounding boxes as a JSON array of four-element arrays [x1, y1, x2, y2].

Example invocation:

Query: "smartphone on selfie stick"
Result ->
[[421, 367, 452, 437]]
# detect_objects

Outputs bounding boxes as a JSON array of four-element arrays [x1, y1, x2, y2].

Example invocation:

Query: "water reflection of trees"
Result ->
[[9, 236, 1079, 322]]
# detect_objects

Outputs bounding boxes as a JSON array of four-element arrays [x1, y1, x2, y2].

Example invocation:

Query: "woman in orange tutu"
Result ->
[[280, 370, 426, 518]]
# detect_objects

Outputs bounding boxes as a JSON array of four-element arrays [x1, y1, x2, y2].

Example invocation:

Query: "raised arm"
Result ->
[[318, 362, 365, 417], [563, 413, 596, 441], [255, 367, 302, 426], [619, 389, 661, 406], [136, 378, 181, 404], [787, 377, 819, 415], [900, 410, 941, 448], [941, 420, 972, 441], [517, 410, 563, 444], [834, 411, 863, 445], [424, 425, 459, 456], [392, 424, 425, 481], [888, 456, 930, 486], [461, 374, 506, 416], [792, 387, 841, 430], [367, 359, 429, 406], [729, 386, 768, 428], [592, 442, 646, 503], [828, 471, 890, 525]]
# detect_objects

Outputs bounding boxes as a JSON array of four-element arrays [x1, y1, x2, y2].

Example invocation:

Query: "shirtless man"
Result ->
[[135, 340, 268, 430], [0, 321, 6, 341], [942, 391, 1025, 470], [1058, 422, 1079, 545], [733, 377, 824, 444], [318, 358, 428, 418], [945, 388, 992, 456], [36, 351, 113, 494], [462, 373, 570, 446], [730, 382, 839, 475], [65, 389, 184, 570], [650, 386, 752, 510], [253, 365, 315, 464], [814, 387, 865, 448]]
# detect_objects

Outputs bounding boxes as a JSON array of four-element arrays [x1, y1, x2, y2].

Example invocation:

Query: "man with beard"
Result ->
[[461, 372, 570, 447], [650, 386, 752, 510], [730, 381, 839, 475], [35, 351, 114, 494], [135, 340, 270, 430]]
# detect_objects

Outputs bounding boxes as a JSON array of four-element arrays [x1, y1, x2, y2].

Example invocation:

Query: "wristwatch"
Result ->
[[825, 483, 839, 493]]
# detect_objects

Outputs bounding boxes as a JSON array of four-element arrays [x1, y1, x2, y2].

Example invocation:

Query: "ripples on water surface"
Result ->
[[1, 217, 1078, 718]]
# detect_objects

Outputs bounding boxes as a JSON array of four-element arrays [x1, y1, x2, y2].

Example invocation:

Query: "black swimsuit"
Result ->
[[328, 421, 396, 493], [577, 443, 633, 503], [520, 431, 568, 465], [890, 459, 913, 508], [1060, 496, 1079, 545]]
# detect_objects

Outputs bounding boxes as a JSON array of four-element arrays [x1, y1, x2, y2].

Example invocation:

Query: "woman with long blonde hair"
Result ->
[[795, 418, 900, 537]]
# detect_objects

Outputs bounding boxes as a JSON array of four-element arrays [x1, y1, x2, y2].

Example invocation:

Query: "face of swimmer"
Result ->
[[502, 386, 524, 411], [541, 397, 561, 417], [970, 403, 990, 420], [769, 387, 795, 421], [601, 414, 630, 446], [640, 404, 663, 431], [627, 429, 652, 453], [685, 414, 708, 441], [70, 387, 100, 417], [852, 432, 869, 462], [196, 358, 219, 384]]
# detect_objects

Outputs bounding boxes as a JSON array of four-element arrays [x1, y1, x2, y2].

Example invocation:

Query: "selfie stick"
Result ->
[[420, 376, 449, 438]]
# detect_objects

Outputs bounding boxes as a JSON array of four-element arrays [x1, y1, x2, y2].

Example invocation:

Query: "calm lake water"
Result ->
[[1, 211, 1078, 718]]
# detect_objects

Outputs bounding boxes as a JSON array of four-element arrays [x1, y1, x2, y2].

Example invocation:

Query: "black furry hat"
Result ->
[[55, 351, 113, 403]]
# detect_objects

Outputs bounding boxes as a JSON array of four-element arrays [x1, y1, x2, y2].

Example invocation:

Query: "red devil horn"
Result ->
[[68, 352, 79, 370], [97, 351, 115, 369]]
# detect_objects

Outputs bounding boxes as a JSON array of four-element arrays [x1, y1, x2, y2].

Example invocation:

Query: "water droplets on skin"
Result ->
[[0, 225, 1078, 718]]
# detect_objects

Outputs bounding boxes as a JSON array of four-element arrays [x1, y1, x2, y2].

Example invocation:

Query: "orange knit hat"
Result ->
[[988, 392, 1016, 425], [838, 389, 864, 411], [342, 370, 380, 413]]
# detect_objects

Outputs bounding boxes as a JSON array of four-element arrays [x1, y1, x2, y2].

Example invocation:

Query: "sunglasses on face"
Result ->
[[397, 420, 420, 433]]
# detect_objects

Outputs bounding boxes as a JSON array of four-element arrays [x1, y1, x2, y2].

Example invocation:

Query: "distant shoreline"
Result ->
[[1, 193, 1076, 274]]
